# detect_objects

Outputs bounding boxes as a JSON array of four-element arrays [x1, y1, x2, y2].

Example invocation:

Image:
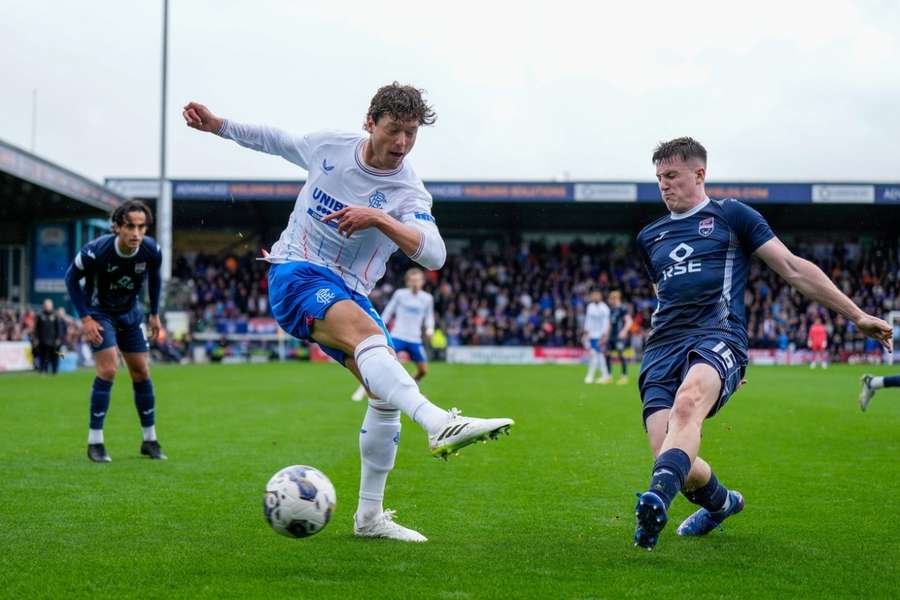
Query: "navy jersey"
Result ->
[[64, 234, 162, 317], [609, 305, 630, 338], [636, 198, 774, 351]]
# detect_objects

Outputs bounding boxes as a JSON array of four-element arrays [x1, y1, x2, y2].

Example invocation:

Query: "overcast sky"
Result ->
[[2, 1, 898, 184]]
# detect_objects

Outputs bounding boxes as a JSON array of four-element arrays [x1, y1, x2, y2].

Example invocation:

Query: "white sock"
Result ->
[[354, 335, 448, 433], [142, 425, 157, 442], [356, 405, 400, 526], [871, 376, 885, 389], [586, 352, 597, 380], [88, 429, 104, 444], [597, 353, 610, 378]]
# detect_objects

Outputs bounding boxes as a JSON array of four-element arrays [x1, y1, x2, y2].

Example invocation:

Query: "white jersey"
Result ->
[[584, 302, 611, 338], [219, 123, 441, 294], [381, 288, 435, 344]]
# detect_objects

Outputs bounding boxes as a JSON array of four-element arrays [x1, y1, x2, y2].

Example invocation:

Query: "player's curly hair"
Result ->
[[111, 200, 154, 228], [652, 137, 707, 166], [366, 82, 437, 127]]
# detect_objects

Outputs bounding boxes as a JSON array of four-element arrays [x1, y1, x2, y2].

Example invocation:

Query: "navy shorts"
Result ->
[[89, 305, 148, 354], [393, 338, 428, 363], [268, 261, 392, 365], [638, 334, 746, 426]]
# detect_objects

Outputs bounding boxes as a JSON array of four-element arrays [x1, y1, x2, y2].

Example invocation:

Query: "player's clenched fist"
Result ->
[[183, 102, 224, 133]]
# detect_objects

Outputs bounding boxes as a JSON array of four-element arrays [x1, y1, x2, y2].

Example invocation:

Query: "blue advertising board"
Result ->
[[110, 178, 900, 205]]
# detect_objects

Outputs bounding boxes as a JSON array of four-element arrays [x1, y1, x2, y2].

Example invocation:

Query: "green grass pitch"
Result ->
[[2, 362, 898, 599]]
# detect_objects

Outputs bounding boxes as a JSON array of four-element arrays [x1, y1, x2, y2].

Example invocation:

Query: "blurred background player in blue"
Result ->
[[64, 200, 166, 463], [606, 290, 633, 384]]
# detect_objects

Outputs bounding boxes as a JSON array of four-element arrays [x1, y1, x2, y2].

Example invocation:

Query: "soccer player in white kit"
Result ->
[[352, 268, 434, 402], [583, 290, 612, 384], [183, 83, 513, 542]]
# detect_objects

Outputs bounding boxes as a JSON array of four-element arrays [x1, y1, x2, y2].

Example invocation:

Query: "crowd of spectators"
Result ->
[[170, 238, 898, 358], [4, 240, 895, 362], [172, 252, 270, 332]]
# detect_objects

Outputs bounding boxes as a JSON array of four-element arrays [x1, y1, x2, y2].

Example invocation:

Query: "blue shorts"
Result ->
[[638, 334, 746, 426], [268, 261, 392, 365], [89, 305, 148, 354], [589, 338, 606, 352], [393, 338, 427, 363]]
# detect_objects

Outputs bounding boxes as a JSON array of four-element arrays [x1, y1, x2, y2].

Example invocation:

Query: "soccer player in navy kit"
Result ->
[[64, 201, 167, 463], [632, 138, 893, 550]]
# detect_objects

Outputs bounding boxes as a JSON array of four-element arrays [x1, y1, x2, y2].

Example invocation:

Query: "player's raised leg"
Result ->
[[123, 351, 166, 460], [634, 361, 721, 549], [314, 300, 513, 459], [87, 347, 117, 463]]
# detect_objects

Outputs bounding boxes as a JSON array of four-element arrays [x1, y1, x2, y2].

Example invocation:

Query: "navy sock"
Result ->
[[884, 375, 900, 388], [683, 471, 729, 513], [133, 379, 156, 427], [90, 377, 113, 430], [648, 448, 691, 508]]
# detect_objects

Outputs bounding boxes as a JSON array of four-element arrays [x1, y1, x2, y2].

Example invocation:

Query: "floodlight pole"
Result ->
[[158, 0, 173, 298]]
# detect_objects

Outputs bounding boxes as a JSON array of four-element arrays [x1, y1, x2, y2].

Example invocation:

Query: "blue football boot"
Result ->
[[633, 491, 668, 550], [676, 490, 744, 536]]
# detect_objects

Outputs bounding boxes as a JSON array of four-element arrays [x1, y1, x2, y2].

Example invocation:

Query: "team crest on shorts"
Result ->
[[698, 217, 715, 237], [315, 288, 336, 305], [135, 262, 146, 273], [368, 190, 386, 209]]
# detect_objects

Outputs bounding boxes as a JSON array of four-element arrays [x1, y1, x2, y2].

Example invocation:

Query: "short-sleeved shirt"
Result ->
[[636, 198, 775, 352]]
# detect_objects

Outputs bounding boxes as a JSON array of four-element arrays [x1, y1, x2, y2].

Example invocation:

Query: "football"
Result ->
[[263, 465, 336, 538]]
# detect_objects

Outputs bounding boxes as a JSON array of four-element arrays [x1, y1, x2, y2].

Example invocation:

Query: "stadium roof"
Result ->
[[0, 137, 126, 220], [107, 177, 900, 205]]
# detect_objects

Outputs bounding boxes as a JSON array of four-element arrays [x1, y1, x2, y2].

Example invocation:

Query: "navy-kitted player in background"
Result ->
[[632, 138, 893, 550], [606, 290, 633, 384], [64, 200, 167, 463]]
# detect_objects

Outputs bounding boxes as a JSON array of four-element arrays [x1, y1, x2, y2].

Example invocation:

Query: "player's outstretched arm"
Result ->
[[756, 237, 893, 352], [183, 101, 311, 168]]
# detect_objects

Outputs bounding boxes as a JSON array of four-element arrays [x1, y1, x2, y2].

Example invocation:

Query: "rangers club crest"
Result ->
[[368, 190, 386, 209], [698, 217, 715, 237], [135, 262, 146, 273], [315, 288, 336, 305]]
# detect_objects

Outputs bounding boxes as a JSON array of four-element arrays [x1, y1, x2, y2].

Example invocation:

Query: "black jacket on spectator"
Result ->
[[34, 310, 65, 347]]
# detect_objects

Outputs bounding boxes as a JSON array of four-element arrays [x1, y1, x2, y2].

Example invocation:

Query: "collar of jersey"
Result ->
[[355, 139, 404, 177], [669, 196, 710, 220], [113, 240, 140, 258]]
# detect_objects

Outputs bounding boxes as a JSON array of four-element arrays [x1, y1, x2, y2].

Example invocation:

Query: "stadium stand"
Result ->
[[169, 236, 898, 361]]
